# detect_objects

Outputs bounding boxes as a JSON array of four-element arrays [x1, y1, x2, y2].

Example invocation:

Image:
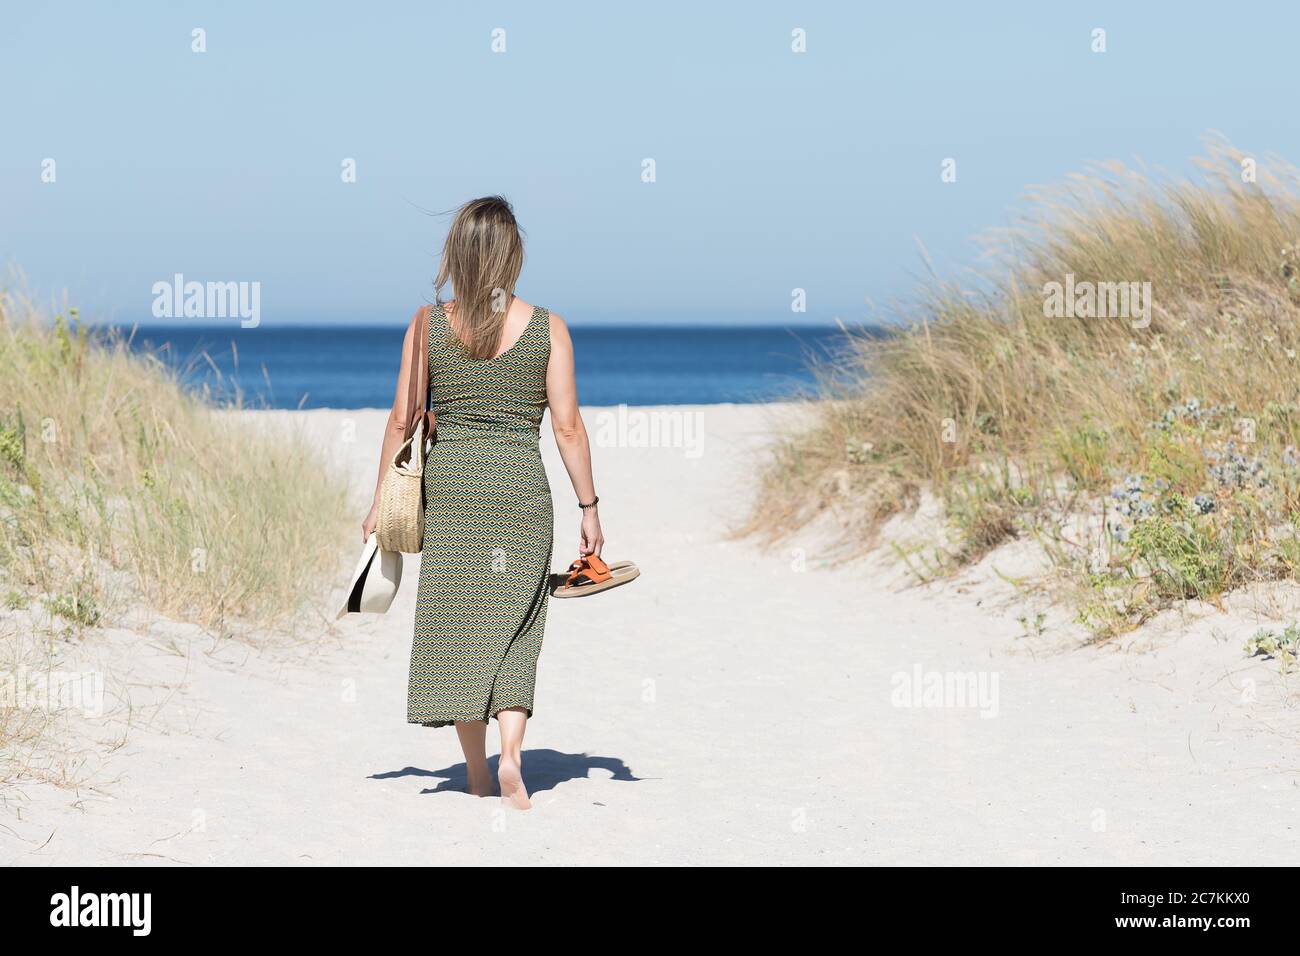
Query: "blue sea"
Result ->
[[108, 325, 855, 408]]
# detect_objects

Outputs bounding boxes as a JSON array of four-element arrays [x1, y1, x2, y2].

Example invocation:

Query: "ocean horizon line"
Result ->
[[95, 319, 875, 332], [228, 397, 808, 413], [104, 323, 848, 409]]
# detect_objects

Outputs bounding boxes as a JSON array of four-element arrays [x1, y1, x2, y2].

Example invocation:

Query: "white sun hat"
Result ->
[[336, 534, 403, 620]]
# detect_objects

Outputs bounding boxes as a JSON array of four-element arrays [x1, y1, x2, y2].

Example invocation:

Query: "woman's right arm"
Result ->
[[546, 311, 604, 557], [362, 313, 421, 541]]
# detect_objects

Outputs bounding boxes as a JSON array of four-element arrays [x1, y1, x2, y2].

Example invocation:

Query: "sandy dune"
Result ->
[[3, 404, 1299, 865]]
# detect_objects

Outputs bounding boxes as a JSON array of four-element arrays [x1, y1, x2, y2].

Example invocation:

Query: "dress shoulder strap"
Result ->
[[531, 306, 551, 352]]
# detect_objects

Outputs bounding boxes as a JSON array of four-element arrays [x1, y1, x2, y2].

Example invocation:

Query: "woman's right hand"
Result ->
[[361, 500, 379, 542], [579, 507, 604, 557]]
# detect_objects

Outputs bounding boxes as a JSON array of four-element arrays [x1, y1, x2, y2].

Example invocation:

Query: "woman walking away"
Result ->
[[362, 196, 604, 810]]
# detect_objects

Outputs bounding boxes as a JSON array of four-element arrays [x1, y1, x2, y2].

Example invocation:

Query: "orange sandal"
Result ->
[[551, 554, 640, 598]]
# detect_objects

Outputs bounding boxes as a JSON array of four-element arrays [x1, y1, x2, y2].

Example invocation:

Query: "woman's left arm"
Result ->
[[362, 311, 422, 541], [546, 311, 603, 556]]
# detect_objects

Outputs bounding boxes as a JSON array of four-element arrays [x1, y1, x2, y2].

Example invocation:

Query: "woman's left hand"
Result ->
[[361, 500, 379, 542]]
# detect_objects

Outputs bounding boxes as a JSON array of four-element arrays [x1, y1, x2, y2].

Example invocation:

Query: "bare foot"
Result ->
[[497, 755, 531, 810]]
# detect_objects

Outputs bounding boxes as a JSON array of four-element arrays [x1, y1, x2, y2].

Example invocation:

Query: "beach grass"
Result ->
[[746, 141, 1300, 636], [0, 289, 352, 782], [0, 290, 350, 636]]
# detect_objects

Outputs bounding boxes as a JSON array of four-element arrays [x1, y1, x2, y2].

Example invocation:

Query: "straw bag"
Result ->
[[375, 306, 433, 554]]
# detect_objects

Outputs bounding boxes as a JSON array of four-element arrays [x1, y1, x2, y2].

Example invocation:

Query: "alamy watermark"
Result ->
[[1, 668, 104, 717], [50, 886, 150, 936], [594, 404, 704, 458], [890, 665, 999, 718], [1043, 273, 1151, 329], [151, 273, 260, 328]]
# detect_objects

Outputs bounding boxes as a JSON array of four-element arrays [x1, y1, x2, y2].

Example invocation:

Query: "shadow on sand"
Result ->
[[370, 748, 644, 796]]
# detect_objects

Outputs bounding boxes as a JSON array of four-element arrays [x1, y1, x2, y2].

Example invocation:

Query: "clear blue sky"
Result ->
[[2, 1, 1296, 326]]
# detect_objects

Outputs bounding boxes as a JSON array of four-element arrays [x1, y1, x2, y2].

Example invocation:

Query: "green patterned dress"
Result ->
[[408, 304, 554, 727]]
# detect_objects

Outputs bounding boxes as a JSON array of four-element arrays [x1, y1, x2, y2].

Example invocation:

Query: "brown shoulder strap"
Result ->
[[403, 306, 430, 435]]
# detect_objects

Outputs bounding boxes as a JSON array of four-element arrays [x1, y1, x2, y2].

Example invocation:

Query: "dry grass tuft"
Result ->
[[745, 140, 1300, 635], [0, 290, 350, 634], [0, 288, 351, 776]]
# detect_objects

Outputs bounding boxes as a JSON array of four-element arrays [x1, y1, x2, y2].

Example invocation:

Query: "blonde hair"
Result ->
[[434, 196, 525, 360]]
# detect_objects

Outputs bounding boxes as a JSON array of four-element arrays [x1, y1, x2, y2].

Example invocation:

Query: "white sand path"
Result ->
[[2, 405, 1298, 865]]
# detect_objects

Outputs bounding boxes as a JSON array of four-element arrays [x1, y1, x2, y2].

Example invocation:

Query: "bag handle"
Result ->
[[402, 306, 432, 439]]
